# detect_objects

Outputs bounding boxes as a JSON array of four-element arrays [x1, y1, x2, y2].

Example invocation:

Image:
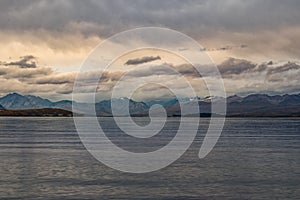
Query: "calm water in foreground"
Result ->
[[0, 117, 299, 199]]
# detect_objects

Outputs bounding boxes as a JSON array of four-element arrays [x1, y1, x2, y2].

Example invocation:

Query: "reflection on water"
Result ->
[[0, 117, 299, 199]]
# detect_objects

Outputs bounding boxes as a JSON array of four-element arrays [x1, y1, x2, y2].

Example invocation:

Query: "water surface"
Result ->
[[0, 117, 299, 199]]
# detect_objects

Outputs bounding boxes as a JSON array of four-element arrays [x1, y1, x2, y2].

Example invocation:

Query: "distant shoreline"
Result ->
[[0, 108, 299, 118]]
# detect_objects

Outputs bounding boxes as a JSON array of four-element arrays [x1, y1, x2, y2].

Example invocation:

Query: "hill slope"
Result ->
[[0, 93, 52, 109]]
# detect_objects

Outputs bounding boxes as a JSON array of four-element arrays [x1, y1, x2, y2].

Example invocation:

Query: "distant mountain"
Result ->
[[146, 99, 178, 107], [156, 93, 300, 117], [0, 92, 299, 117], [52, 100, 73, 111], [227, 95, 243, 103], [0, 93, 149, 117], [152, 97, 211, 116], [0, 93, 84, 112], [142, 93, 300, 117], [95, 98, 149, 116], [0, 93, 52, 109], [226, 93, 300, 117], [0, 104, 5, 110]]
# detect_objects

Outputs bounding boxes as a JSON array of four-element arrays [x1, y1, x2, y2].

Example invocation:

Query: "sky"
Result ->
[[0, 0, 299, 101]]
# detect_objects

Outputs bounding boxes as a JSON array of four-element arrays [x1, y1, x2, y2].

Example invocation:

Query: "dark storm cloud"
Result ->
[[0, 0, 300, 37], [125, 56, 161, 65], [1, 0, 300, 61], [1, 55, 37, 68]]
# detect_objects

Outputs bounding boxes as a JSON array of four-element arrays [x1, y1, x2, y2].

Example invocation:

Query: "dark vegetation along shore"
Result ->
[[0, 108, 74, 117]]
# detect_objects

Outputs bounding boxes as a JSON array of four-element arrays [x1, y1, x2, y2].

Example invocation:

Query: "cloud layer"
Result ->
[[1, 1, 299, 36], [0, 0, 300, 61], [0, 55, 299, 100]]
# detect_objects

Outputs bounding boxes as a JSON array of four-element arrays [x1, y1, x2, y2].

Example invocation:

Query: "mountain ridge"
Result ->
[[0, 92, 299, 117]]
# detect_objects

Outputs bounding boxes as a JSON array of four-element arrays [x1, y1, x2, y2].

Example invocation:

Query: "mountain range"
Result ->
[[0, 92, 299, 117]]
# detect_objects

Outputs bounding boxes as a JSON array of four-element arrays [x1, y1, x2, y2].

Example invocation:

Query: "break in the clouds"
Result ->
[[125, 56, 161, 65]]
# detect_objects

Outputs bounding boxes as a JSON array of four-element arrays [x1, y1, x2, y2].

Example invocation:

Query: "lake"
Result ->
[[0, 117, 299, 199]]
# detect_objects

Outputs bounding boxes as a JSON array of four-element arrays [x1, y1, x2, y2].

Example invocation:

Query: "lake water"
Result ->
[[0, 117, 299, 199]]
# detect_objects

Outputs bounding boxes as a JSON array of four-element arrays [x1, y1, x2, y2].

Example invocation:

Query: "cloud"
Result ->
[[122, 62, 204, 79], [0, 57, 75, 96], [217, 57, 257, 77], [124, 63, 205, 79], [264, 62, 300, 84], [100, 70, 124, 82], [267, 62, 300, 75], [0, 66, 52, 79], [216, 58, 300, 80], [125, 56, 161, 65], [1, 55, 37, 68], [32, 73, 75, 85], [175, 64, 202, 77], [201, 44, 248, 52], [126, 64, 176, 77]]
